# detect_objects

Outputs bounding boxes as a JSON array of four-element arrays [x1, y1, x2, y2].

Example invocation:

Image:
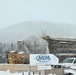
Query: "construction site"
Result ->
[[0, 36, 65, 75], [0, 35, 76, 75]]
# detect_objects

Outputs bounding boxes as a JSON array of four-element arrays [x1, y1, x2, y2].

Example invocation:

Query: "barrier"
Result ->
[[0, 64, 64, 75]]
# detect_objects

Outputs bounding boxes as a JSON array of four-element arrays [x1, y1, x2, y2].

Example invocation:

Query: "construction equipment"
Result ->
[[6, 51, 29, 64]]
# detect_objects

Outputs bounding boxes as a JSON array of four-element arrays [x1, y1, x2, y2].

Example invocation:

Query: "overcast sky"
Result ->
[[0, 0, 76, 29]]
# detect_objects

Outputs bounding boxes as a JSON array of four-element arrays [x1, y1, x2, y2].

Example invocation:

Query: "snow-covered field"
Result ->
[[64, 65, 76, 75], [0, 70, 56, 75], [0, 70, 37, 75], [0, 70, 22, 75]]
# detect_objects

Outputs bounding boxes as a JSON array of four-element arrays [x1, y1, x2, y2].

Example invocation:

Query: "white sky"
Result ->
[[0, 0, 76, 29]]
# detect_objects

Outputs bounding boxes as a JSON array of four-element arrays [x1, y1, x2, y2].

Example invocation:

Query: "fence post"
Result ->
[[28, 65, 31, 75], [32, 71, 34, 75], [39, 71, 41, 75], [28, 71, 30, 75], [22, 72, 24, 75]]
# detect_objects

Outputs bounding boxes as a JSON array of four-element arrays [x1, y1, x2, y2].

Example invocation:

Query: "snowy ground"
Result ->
[[64, 65, 76, 75], [0, 70, 56, 75]]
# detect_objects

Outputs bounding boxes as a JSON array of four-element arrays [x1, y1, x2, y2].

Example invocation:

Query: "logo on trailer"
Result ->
[[36, 55, 51, 62]]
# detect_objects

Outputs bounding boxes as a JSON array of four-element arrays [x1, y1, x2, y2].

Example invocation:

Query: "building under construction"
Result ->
[[43, 35, 76, 62], [0, 36, 49, 63], [0, 35, 76, 63]]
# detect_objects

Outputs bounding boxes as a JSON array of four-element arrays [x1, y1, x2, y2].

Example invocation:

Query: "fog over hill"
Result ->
[[0, 21, 76, 43]]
